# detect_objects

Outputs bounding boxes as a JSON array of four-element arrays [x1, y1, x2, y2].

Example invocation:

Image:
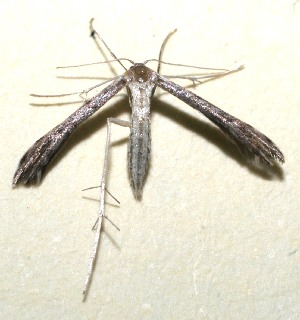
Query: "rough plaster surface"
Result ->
[[1, 0, 299, 319]]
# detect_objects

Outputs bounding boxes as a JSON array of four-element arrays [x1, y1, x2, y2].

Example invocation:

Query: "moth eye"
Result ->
[[138, 69, 145, 75]]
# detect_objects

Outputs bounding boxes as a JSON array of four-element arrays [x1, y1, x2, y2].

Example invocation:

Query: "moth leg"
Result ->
[[163, 65, 244, 85], [83, 117, 130, 299]]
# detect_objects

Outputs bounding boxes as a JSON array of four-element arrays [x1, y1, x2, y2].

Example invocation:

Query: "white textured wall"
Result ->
[[2, 0, 299, 319]]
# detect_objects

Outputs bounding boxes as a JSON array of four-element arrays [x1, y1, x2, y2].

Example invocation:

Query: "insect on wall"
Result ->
[[12, 19, 284, 299]]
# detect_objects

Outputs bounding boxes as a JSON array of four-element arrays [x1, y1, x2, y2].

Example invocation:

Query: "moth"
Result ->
[[12, 22, 284, 298]]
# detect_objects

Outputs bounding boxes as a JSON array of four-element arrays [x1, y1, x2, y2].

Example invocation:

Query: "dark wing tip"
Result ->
[[226, 120, 284, 167], [256, 139, 284, 166], [275, 150, 285, 164], [12, 134, 56, 187], [12, 156, 44, 187], [240, 140, 284, 167]]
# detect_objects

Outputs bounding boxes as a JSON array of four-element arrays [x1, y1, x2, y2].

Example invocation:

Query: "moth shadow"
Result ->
[[152, 97, 284, 181], [44, 96, 130, 180], [35, 92, 283, 184]]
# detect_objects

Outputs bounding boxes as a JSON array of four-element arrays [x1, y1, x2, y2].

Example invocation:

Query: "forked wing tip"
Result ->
[[12, 168, 43, 188]]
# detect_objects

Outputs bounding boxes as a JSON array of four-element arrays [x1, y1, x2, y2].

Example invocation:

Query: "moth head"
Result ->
[[126, 63, 154, 83]]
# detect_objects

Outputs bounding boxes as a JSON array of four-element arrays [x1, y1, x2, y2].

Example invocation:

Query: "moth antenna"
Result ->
[[89, 18, 127, 71], [157, 29, 177, 74], [56, 58, 134, 69]]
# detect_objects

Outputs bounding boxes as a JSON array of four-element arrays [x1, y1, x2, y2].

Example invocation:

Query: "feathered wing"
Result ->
[[13, 76, 127, 186], [155, 74, 284, 165]]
